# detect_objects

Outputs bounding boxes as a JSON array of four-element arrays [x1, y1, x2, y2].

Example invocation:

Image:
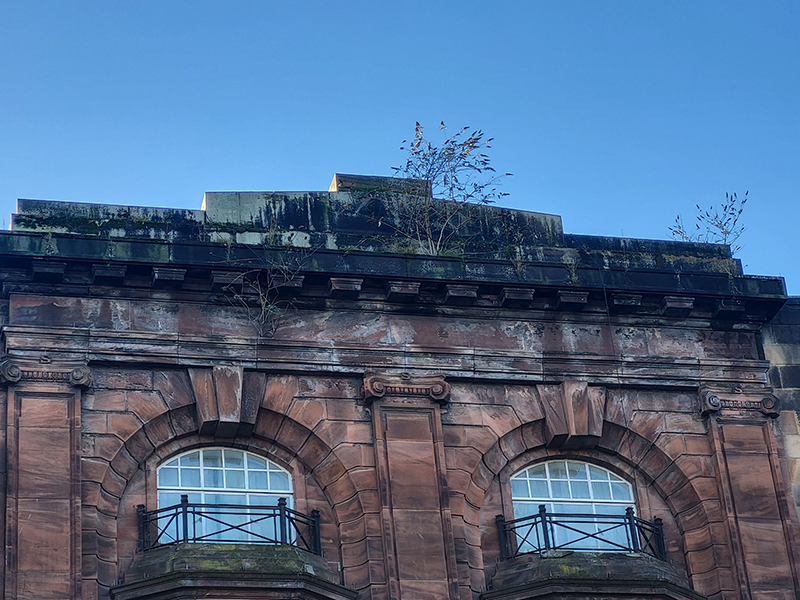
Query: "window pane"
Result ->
[[225, 450, 244, 468], [592, 481, 612, 500], [529, 480, 549, 498], [249, 494, 282, 507], [567, 462, 587, 479], [227, 470, 245, 489], [551, 481, 570, 498], [206, 493, 246, 505], [249, 471, 268, 490], [548, 462, 567, 479], [526, 464, 546, 478], [165, 458, 179, 468], [594, 503, 629, 516], [588, 465, 609, 480], [512, 501, 539, 519], [180, 452, 200, 467], [570, 481, 590, 499], [511, 479, 529, 498], [205, 469, 223, 488], [269, 471, 291, 491], [181, 468, 201, 487], [159, 468, 179, 487], [158, 492, 183, 508], [611, 482, 632, 501], [248, 455, 268, 470], [204, 449, 222, 468]]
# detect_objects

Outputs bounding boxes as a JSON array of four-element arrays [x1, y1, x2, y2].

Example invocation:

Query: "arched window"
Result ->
[[510, 460, 635, 551], [158, 448, 293, 508], [155, 448, 293, 543]]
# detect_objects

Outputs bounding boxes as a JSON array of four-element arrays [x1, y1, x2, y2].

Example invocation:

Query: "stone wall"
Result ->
[[2, 185, 799, 600]]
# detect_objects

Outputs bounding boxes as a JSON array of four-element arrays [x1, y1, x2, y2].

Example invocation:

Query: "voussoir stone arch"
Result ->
[[465, 418, 724, 597], [86, 401, 365, 593]]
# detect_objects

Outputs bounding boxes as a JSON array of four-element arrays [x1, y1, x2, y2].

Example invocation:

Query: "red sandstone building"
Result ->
[[0, 175, 799, 600]]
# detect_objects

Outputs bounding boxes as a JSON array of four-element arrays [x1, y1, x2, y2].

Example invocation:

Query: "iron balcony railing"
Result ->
[[496, 505, 666, 561], [137, 495, 321, 555]]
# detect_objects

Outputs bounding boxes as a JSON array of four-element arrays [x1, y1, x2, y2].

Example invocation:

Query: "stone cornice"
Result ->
[[0, 326, 771, 387], [0, 230, 786, 323]]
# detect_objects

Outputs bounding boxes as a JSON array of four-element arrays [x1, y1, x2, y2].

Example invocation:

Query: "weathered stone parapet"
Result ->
[[112, 543, 357, 600], [484, 552, 703, 600]]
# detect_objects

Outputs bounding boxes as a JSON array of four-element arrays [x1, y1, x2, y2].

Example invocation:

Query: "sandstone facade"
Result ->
[[0, 177, 798, 600]]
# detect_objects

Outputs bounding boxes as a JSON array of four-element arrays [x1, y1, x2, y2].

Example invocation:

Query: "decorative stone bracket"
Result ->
[[362, 372, 451, 405], [0, 358, 92, 388], [700, 388, 779, 418]]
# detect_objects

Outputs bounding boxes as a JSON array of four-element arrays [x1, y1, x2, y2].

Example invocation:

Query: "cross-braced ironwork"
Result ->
[[137, 496, 321, 555], [496, 505, 666, 561]]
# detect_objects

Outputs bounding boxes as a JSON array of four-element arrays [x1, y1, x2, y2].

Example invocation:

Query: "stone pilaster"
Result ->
[[702, 387, 800, 599], [365, 372, 459, 600], [2, 358, 90, 600]]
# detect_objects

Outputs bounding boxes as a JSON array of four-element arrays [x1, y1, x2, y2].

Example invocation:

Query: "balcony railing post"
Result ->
[[495, 515, 508, 560], [181, 494, 189, 544], [278, 497, 288, 544], [136, 504, 146, 552], [626, 507, 640, 552], [653, 517, 666, 560], [538, 505, 551, 550], [311, 509, 321, 555]]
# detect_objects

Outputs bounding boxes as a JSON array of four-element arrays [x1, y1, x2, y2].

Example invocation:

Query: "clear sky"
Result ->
[[1, 2, 798, 292]]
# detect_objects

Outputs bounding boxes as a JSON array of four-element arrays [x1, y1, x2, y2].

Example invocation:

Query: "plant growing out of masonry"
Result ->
[[387, 121, 512, 256], [670, 191, 748, 255], [222, 240, 314, 338]]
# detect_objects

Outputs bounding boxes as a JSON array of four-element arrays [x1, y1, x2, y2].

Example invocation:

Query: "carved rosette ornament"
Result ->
[[0, 358, 92, 389], [363, 372, 451, 405], [700, 388, 779, 418]]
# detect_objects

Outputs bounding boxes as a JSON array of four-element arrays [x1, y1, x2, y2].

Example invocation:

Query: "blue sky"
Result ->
[[1, 2, 798, 292]]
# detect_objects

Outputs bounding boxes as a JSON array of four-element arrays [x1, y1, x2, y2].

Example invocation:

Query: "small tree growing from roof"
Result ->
[[669, 191, 748, 255], [387, 121, 511, 256]]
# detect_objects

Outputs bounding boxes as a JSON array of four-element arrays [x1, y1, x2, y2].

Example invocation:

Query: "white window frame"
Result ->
[[510, 460, 636, 551]]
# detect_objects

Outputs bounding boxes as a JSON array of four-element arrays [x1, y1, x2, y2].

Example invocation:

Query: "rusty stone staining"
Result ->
[[363, 372, 451, 405]]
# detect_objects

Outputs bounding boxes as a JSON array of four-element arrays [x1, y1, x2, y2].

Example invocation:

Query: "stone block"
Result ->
[[313, 453, 348, 488], [126, 390, 167, 423], [93, 368, 152, 390], [19, 428, 71, 498], [153, 370, 195, 409], [188, 368, 218, 434], [212, 364, 243, 438], [263, 374, 299, 412], [328, 277, 363, 299]]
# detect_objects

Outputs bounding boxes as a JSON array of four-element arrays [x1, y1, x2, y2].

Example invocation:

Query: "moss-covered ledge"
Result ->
[[111, 543, 357, 600], [482, 552, 705, 600]]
